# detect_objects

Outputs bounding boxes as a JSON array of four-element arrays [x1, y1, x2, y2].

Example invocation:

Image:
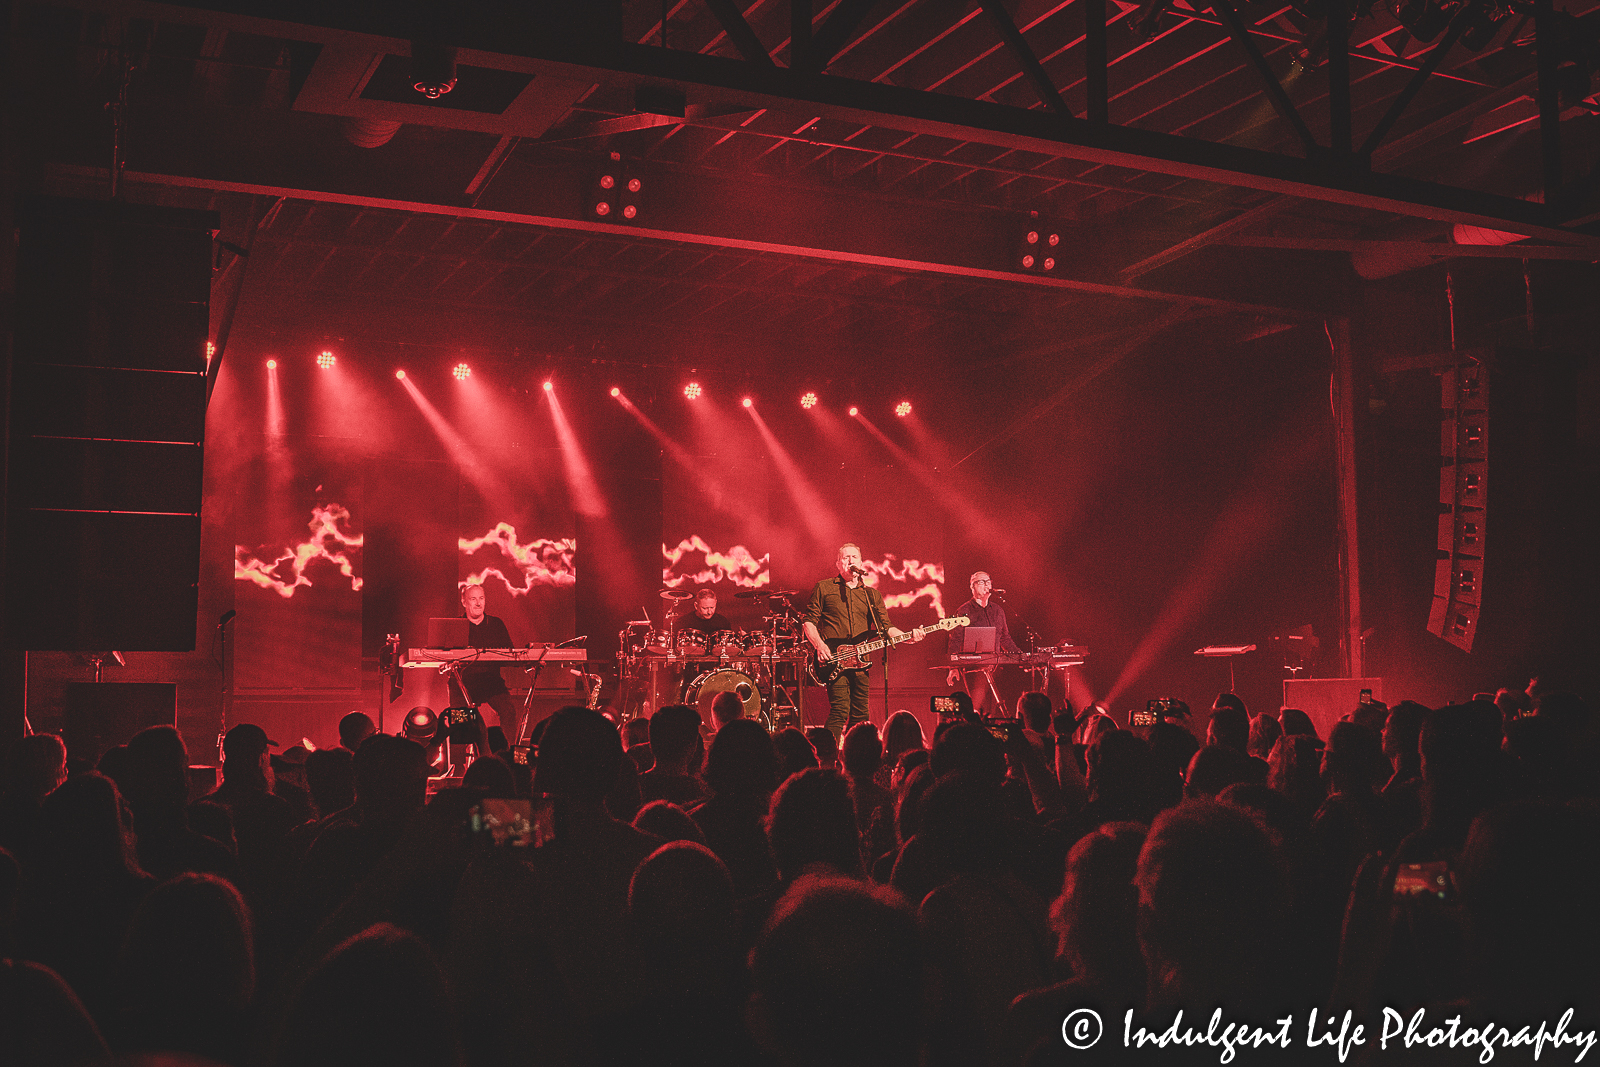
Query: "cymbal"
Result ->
[[768, 590, 801, 599], [733, 590, 770, 600], [659, 588, 692, 600]]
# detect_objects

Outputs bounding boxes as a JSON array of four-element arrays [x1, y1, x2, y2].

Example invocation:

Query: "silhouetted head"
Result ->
[[535, 707, 624, 806], [338, 712, 377, 751], [5, 733, 67, 802], [272, 923, 460, 1067], [122, 725, 191, 819], [805, 727, 838, 768], [119, 873, 255, 1060], [840, 722, 883, 781], [710, 690, 745, 730], [353, 734, 430, 819], [751, 875, 923, 1067], [929, 721, 1005, 786], [628, 841, 738, 983], [1206, 707, 1249, 753], [1136, 800, 1289, 1007], [304, 747, 355, 816], [1278, 708, 1318, 740], [1183, 744, 1258, 800], [649, 704, 702, 766], [768, 768, 861, 881], [1017, 692, 1053, 733], [772, 727, 819, 781], [881, 711, 926, 767], [703, 719, 778, 798], [1247, 712, 1282, 761], [1052, 822, 1147, 986]]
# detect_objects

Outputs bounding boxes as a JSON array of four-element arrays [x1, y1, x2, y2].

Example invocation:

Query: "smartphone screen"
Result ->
[[1359, 688, 1373, 705], [1394, 861, 1453, 900], [931, 695, 957, 714], [472, 797, 555, 848]]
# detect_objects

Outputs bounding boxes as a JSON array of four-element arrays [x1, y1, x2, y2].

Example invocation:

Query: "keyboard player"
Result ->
[[448, 583, 514, 731], [945, 571, 1021, 712]]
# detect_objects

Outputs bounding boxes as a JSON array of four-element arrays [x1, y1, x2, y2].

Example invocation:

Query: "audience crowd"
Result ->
[[1, 677, 1595, 1066]]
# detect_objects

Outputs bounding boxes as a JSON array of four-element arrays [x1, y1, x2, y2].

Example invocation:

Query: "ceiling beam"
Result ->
[[57, 0, 1598, 244], [88, 164, 1312, 319]]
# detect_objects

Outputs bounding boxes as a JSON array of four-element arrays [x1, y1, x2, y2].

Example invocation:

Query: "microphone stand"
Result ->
[[862, 577, 891, 728]]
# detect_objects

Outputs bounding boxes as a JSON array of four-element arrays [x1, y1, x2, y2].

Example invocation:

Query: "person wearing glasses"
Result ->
[[946, 571, 1021, 712]]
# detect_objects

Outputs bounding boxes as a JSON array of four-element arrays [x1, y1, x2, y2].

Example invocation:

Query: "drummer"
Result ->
[[679, 587, 732, 638]]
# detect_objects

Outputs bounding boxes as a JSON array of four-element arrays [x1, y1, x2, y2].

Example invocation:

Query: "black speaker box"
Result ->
[[64, 681, 178, 765], [5, 197, 216, 651]]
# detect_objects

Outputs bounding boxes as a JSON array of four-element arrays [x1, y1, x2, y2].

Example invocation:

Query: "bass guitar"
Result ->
[[807, 616, 969, 686]]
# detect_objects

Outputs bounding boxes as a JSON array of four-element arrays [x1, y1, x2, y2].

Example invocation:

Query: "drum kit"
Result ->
[[617, 587, 808, 729]]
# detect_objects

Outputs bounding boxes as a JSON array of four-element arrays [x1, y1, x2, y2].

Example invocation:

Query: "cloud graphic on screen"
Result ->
[[459, 524, 576, 595], [235, 504, 364, 598], [860, 556, 946, 618], [662, 536, 771, 588]]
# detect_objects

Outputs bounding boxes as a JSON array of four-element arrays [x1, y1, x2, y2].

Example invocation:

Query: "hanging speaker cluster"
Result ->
[[1428, 363, 1488, 651]]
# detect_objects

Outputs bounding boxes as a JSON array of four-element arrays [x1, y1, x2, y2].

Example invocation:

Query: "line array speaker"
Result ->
[[5, 197, 217, 651], [1427, 363, 1488, 652]]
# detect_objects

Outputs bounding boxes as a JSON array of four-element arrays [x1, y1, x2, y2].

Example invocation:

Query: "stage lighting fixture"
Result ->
[[610, 386, 621, 397], [848, 406, 859, 417], [411, 42, 457, 99], [1389, 0, 1450, 42], [800, 392, 818, 409], [742, 397, 753, 408], [403, 706, 439, 743], [453, 362, 471, 381], [543, 380, 554, 392], [684, 382, 702, 400], [265, 359, 277, 370], [317, 350, 335, 369], [206, 341, 216, 363], [395, 369, 406, 380], [591, 153, 644, 222], [895, 401, 912, 417], [1016, 215, 1063, 273]]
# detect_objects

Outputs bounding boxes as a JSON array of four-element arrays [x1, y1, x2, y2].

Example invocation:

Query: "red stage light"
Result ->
[[595, 201, 611, 216], [627, 178, 642, 193], [265, 359, 277, 370], [317, 350, 335, 369], [599, 174, 616, 190], [395, 369, 406, 380], [622, 205, 637, 219], [452, 362, 471, 381], [895, 401, 912, 417], [848, 406, 859, 417], [683, 382, 702, 400], [742, 397, 753, 408], [543, 380, 554, 392], [610, 387, 621, 398], [800, 392, 818, 409], [1026, 230, 1039, 244], [1048, 233, 1061, 246], [1022, 254, 1035, 269], [1043, 258, 1056, 270]]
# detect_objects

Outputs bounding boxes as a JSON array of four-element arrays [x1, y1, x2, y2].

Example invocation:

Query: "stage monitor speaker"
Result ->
[[64, 681, 177, 766], [1283, 677, 1384, 740], [5, 197, 215, 652]]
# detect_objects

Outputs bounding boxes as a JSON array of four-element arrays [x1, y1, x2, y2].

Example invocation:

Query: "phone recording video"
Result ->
[[471, 797, 555, 848]]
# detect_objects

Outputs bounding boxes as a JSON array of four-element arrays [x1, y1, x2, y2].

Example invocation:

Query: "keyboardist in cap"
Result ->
[[946, 571, 1021, 713], [448, 583, 514, 732]]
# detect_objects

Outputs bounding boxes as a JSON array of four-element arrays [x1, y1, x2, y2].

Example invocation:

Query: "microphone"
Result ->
[[849, 564, 866, 577], [218, 609, 237, 629], [992, 589, 1007, 598]]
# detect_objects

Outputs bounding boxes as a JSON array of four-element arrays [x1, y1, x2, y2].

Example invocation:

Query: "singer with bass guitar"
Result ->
[[803, 542, 926, 743]]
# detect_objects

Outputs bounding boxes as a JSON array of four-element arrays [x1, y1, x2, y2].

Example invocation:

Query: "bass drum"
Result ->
[[685, 668, 766, 729]]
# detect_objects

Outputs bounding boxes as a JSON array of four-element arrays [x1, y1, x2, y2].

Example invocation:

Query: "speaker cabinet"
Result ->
[[6, 197, 216, 651], [64, 681, 178, 765]]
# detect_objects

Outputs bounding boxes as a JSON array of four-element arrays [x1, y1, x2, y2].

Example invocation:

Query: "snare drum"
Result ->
[[675, 630, 707, 657], [708, 630, 744, 659], [685, 667, 765, 727]]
